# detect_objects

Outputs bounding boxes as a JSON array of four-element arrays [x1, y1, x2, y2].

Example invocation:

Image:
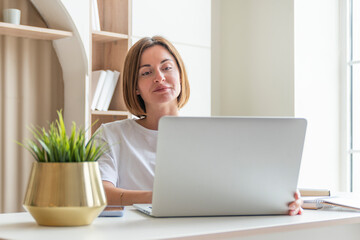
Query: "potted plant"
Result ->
[[19, 111, 107, 226]]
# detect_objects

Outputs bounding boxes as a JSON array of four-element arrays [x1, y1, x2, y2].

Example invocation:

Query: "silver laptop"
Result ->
[[134, 116, 307, 217]]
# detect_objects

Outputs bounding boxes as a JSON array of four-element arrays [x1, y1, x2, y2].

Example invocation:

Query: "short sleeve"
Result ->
[[94, 125, 118, 186]]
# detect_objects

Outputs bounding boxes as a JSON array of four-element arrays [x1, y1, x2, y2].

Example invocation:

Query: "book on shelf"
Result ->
[[97, 70, 115, 111], [102, 70, 120, 111], [91, 70, 107, 111], [299, 188, 331, 197], [91, 0, 101, 31], [91, 70, 123, 112]]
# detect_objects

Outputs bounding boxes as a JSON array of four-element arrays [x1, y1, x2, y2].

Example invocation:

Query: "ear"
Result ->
[[136, 89, 140, 95]]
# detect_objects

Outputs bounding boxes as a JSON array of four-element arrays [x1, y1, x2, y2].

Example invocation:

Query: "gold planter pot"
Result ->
[[23, 162, 107, 226]]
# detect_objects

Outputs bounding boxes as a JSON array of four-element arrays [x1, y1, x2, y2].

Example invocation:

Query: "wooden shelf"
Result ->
[[92, 110, 131, 117], [0, 22, 72, 40], [92, 30, 128, 42], [90, 0, 131, 134]]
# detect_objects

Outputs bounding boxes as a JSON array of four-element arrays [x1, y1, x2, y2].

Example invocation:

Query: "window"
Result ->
[[348, 0, 360, 191]]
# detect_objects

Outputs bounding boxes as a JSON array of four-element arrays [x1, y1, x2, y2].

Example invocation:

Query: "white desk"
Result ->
[[1, 208, 360, 240]]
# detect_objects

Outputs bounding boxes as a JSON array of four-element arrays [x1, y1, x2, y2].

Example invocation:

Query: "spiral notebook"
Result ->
[[303, 196, 360, 211]]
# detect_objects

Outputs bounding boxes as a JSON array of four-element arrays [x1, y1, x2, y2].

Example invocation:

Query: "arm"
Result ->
[[102, 180, 152, 206]]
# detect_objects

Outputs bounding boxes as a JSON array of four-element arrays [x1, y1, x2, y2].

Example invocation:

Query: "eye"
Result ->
[[142, 71, 150, 76], [140, 70, 152, 76], [162, 63, 173, 71]]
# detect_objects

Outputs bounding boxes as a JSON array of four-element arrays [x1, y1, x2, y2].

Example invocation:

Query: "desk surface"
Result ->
[[1, 208, 360, 240]]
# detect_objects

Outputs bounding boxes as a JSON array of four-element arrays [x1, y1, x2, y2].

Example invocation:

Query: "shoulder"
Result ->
[[100, 118, 135, 131], [96, 118, 157, 142], [95, 119, 136, 139]]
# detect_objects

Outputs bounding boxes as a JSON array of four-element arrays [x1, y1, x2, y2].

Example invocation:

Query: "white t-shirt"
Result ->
[[95, 119, 157, 190]]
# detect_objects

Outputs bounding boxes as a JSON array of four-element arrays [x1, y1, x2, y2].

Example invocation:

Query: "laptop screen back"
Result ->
[[151, 117, 307, 217]]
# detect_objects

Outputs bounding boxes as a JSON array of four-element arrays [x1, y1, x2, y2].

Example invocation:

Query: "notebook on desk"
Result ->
[[134, 116, 307, 217]]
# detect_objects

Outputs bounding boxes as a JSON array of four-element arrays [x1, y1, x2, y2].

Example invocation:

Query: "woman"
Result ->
[[96, 36, 303, 215]]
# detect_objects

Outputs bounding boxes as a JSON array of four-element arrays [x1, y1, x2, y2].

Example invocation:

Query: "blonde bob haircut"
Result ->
[[123, 36, 190, 118]]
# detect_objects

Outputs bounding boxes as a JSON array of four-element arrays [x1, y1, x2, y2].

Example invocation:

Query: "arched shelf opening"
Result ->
[[30, 0, 88, 130]]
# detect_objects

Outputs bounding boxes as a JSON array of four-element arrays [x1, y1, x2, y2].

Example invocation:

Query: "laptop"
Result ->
[[134, 116, 307, 217]]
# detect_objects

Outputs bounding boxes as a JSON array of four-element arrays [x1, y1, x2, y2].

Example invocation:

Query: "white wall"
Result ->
[[213, 0, 342, 191], [294, 0, 340, 190], [212, 0, 294, 116], [132, 0, 211, 116]]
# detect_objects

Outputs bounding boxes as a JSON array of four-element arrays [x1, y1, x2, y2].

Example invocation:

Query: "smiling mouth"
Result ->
[[153, 87, 171, 92]]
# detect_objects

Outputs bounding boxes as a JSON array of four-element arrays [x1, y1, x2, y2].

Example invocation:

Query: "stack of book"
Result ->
[[300, 188, 360, 211], [91, 70, 121, 111], [300, 188, 331, 210]]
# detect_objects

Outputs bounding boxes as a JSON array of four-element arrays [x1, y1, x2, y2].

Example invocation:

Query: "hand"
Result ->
[[288, 190, 303, 216]]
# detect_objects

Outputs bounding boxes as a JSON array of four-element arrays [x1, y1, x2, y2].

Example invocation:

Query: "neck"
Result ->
[[137, 104, 179, 130]]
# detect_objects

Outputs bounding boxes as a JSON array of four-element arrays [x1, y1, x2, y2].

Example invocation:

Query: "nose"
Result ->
[[154, 69, 165, 83]]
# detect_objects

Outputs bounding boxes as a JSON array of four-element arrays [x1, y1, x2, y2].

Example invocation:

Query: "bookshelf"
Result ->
[[92, 30, 128, 42], [91, 0, 131, 134], [1, 0, 87, 130], [0, 22, 72, 40]]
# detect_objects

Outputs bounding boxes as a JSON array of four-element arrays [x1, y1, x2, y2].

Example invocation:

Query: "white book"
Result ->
[[92, 0, 101, 31], [91, 70, 107, 110], [102, 71, 121, 111], [97, 70, 115, 111]]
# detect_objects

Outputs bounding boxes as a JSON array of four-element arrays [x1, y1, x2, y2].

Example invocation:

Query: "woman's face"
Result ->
[[136, 45, 181, 110]]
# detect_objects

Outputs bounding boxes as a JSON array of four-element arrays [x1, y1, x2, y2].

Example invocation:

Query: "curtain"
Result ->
[[0, 0, 64, 213]]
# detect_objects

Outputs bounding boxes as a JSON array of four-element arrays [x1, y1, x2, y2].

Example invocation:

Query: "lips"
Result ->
[[153, 85, 171, 92]]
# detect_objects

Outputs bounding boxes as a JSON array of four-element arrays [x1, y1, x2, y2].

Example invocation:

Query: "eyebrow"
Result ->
[[139, 59, 173, 69]]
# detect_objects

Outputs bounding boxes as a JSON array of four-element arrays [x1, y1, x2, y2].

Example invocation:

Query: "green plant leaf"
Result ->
[[17, 109, 108, 163]]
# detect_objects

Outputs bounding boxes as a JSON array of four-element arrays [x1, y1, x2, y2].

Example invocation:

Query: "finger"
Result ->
[[294, 191, 303, 206], [298, 207, 303, 215], [293, 206, 303, 215], [296, 197, 303, 206], [289, 209, 296, 216], [289, 202, 296, 210], [288, 198, 302, 210], [289, 206, 303, 216]]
